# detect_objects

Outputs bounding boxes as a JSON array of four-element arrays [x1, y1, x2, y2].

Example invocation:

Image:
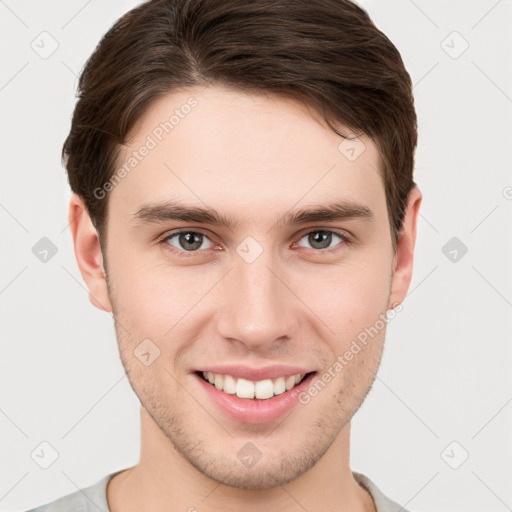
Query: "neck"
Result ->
[[107, 407, 375, 512]]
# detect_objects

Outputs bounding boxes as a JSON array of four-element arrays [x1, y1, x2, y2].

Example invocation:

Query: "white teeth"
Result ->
[[255, 379, 274, 399], [223, 374, 236, 394], [273, 377, 286, 395], [285, 375, 296, 390], [236, 378, 255, 399], [214, 374, 223, 390], [201, 371, 307, 399]]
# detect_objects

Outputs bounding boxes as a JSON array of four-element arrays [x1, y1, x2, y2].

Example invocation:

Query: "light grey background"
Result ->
[[1, 1, 511, 511]]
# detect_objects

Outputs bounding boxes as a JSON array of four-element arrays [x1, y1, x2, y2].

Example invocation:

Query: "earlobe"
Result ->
[[388, 186, 422, 309], [68, 194, 113, 313]]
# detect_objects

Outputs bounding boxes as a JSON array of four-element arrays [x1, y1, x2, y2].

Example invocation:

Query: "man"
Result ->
[[27, 0, 422, 510]]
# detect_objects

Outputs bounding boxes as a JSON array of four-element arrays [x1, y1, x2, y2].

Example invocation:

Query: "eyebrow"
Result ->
[[132, 199, 373, 230]]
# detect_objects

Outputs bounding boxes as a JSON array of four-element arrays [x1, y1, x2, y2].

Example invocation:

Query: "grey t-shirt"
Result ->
[[24, 471, 411, 512]]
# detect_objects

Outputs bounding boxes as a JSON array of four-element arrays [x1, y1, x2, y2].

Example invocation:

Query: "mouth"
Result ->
[[193, 369, 317, 424], [195, 370, 315, 400]]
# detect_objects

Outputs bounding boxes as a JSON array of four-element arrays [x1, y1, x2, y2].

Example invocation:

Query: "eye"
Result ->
[[296, 230, 347, 252], [162, 231, 214, 252], [159, 228, 350, 257]]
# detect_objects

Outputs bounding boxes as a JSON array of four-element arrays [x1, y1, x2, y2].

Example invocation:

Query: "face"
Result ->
[[71, 84, 420, 490]]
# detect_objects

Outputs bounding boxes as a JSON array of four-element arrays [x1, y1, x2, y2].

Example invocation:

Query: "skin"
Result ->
[[69, 84, 421, 512]]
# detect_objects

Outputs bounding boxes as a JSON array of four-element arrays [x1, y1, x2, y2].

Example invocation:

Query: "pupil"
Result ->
[[309, 231, 331, 249], [180, 232, 202, 251]]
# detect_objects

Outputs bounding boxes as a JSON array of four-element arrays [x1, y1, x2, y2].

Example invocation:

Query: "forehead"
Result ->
[[109, 85, 386, 226]]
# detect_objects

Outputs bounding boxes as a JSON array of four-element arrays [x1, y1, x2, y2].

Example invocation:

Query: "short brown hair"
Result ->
[[63, 0, 417, 251]]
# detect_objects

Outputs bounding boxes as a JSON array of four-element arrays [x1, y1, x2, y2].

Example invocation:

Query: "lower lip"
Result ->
[[194, 372, 316, 424]]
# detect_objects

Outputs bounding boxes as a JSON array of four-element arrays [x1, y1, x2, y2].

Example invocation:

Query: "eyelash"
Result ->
[[157, 229, 352, 257]]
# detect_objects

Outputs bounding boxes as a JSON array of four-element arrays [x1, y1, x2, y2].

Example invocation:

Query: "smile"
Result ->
[[194, 370, 317, 424], [199, 371, 309, 400]]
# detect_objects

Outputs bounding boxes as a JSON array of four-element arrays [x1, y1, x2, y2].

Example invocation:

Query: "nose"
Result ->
[[216, 251, 299, 351]]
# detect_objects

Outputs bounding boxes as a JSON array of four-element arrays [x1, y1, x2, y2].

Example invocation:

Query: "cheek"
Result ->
[[107, 247, 216, 344], [306, 253, 391, 302], [294, 256, 392, 341]]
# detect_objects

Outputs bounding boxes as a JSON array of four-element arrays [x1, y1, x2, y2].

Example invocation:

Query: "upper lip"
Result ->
[[195, 365, 314, 381]]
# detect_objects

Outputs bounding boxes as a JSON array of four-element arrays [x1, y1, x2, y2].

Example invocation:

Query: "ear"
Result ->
[[388, 186, 422, 309], [68, 194, 113, 313]]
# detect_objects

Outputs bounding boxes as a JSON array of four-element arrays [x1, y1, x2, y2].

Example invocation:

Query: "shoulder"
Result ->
[[23, 473, 115, 512], [23, 490, 86, 512], [353, 471, 415, 512]]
